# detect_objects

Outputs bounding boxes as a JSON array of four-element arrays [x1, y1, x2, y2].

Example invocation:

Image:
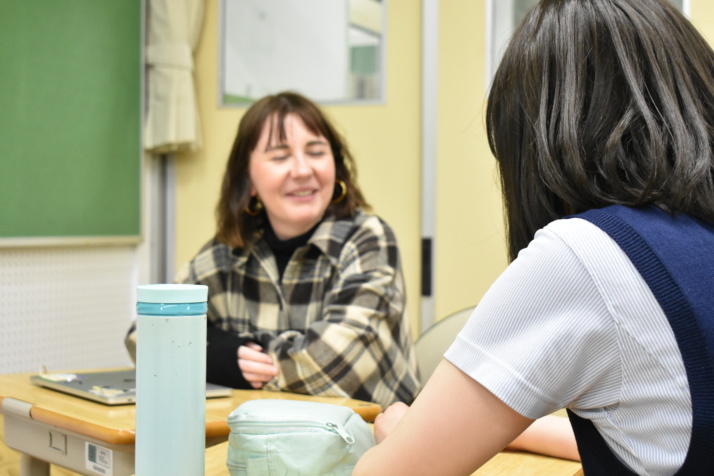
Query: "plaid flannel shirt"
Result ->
[[175, 211, 420, 408]]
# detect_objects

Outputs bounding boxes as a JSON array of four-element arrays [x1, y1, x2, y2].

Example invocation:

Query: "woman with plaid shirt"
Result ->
[[127, 92, 420, 408]]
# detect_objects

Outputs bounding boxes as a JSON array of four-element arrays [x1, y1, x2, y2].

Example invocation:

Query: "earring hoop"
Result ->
[[331, 180, 347, 204], [244, 196, 264, 216]]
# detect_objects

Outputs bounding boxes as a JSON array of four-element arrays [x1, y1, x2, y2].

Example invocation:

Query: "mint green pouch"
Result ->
[[226, 399, 375, 476]]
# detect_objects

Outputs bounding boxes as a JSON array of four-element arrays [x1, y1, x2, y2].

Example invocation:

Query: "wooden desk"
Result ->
[[203, 439, 583, 476], [0, 370, 381, 476]]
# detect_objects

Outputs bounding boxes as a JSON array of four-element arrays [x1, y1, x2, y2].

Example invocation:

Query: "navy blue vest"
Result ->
[[568, 205, 714, 475]]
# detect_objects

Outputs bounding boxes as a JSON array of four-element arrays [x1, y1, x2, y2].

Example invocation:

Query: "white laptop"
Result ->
[[30, 368, 232, 405]]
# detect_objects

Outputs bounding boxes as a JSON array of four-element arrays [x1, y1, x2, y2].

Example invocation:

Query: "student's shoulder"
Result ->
[[539, 217, 632, 273], [543, 216, 620, 250]]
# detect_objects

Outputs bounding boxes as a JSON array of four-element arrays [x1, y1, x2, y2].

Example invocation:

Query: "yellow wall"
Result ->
[[176, 0, 714, 336], [434, 1, 507, 322], [176, 0, 423, 334], [691, 1, 714, 42]]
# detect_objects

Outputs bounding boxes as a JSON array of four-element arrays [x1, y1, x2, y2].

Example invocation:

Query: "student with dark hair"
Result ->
[[355, 0, 714, 474], [126, 92, 420, 409]]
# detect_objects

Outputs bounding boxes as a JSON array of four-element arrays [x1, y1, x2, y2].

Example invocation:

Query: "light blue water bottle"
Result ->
[[135, 284, 208, 476]]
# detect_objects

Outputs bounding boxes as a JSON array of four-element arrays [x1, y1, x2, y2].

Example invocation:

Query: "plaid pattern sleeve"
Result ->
[[175, 211, 421, 408]]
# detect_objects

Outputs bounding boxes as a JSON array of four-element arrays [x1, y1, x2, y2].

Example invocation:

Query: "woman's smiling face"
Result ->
[[249, 114, 336, 240]]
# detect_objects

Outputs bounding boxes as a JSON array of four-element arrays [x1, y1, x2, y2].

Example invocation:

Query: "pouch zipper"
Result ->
[[325, 422, 355, 444], [233, 419, 355, 444]]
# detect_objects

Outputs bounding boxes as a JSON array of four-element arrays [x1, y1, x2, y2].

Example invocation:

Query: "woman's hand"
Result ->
[[374, 402, 410, 443], [237, 342, 279, 388]]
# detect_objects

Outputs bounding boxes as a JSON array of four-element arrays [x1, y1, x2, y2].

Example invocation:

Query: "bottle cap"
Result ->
[[137, 284, 208, 304]]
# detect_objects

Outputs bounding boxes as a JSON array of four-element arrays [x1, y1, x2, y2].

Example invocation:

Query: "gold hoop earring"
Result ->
[[331, 180, 347, 204], [244, 196, 263, 216]]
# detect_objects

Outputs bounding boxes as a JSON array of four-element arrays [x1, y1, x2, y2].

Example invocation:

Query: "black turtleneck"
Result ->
[[262, 220, 319, 280]]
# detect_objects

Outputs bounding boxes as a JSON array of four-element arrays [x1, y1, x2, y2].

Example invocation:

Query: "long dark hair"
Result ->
[[487, 0, 714, 261], [216, 92, 370, 248]]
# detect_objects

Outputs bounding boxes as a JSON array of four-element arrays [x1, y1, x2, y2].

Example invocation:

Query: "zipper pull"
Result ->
[[325, 422, 355, 444]]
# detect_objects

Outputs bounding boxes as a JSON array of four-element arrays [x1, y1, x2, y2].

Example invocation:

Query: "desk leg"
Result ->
[[20, 452, 50, 476]]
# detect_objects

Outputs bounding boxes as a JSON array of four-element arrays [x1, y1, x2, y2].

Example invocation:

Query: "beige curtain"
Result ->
[[144, 0, 204, 153]]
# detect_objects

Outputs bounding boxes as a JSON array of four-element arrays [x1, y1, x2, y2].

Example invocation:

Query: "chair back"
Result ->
[[414, 306, 475, 382]]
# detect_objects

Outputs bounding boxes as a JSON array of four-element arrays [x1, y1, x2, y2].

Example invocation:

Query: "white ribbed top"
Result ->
[[445, 218, 691, 476]]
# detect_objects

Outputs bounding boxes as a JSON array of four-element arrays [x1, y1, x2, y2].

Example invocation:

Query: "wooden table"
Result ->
[[0, 369, 381, 476], [203, 439, 583, 475]]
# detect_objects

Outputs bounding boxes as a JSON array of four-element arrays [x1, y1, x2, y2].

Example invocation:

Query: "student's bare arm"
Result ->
[[507, 414, 580, 461], [354, 360, 534, 476]]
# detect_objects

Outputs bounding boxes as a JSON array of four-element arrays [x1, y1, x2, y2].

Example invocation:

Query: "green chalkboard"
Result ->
[[0, 1, 142, 242]]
